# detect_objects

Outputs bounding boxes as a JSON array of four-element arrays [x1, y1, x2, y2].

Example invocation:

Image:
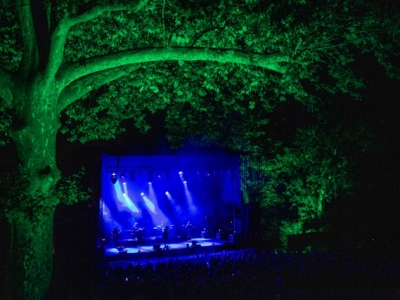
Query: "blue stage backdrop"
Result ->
[[100, 154, 242, 246]]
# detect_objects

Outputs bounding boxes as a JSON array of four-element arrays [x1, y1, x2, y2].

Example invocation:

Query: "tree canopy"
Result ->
[[1, 0, 399, 146]]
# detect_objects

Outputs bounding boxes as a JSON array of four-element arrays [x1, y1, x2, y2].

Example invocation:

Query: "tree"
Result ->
[[0, 0, 399, 298], [261, 122, 370, 245]]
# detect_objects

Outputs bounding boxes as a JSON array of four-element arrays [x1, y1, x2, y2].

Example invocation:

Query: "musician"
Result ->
[[132, 222, 144, 244], [185, 221, 193, 241], [163, 225, 170, 249], [111, 226, 121, 247]]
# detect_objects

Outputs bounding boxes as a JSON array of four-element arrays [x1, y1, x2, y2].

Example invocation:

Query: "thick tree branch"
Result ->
[[16, 0, 39, 76], [45, 20, 72, 81], [0, 68, 14, 105], [57, 47, 289, 90], [57, 66, 139, 113], [46, 0, 149, 83]]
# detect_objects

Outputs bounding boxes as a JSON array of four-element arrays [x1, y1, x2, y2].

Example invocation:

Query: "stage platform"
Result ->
[[100, 236, 239, 265]]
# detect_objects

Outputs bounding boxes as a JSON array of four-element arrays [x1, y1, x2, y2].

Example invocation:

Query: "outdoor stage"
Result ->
[[102, 235, 236, 264], [99, 154, 244, 264]]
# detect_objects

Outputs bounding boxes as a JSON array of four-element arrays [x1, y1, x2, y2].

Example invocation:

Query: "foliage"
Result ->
[[0, 173, 56, 220], [0, 0, 21, 72], [1, 0, 399, 145], [0, 98, 12, 146], [0, 168, 89, 220], [52, 168, 91, 205], [259, 118, 371, 231], [279, 219, 303, 249]]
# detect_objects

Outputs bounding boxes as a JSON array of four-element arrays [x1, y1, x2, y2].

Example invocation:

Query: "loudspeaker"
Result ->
[[153, 244, 161, 252]]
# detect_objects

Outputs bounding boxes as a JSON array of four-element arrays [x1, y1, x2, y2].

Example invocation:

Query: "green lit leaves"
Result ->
[[260, 123, 365, 230], [0, 0, 21, 72], [149, 85, 159, 93], [197, 88, 206, 97], [0, 96, 12, 145], [52, 168, 90, 205], [0, 172, 59, 220]]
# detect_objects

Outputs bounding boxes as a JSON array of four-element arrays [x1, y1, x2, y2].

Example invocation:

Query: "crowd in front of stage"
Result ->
[[95, 249, 400, 299]]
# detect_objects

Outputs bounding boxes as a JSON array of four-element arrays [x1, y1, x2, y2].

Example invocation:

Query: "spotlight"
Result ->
[[140, 192, 144, 196], [111, 173, 117, 184]]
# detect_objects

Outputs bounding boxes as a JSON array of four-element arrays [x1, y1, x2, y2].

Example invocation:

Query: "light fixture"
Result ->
[[111, 173, 117, 184]]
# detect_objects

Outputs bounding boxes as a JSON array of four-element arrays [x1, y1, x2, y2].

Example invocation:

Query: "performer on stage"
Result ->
[[163, 225, 170, 249], [111, 226, 121, 247], [185, 221, 193, 241], [132, 222, 144, 244], [132, 222, 139, 231]]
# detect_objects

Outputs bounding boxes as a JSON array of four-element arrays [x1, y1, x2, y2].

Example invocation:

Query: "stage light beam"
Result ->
[[142, 195, 156, 213]]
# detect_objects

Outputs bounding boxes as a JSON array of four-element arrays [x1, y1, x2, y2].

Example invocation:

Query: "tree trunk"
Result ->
[[6, 209, 55, 300], [5, 77, 62, 299]]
